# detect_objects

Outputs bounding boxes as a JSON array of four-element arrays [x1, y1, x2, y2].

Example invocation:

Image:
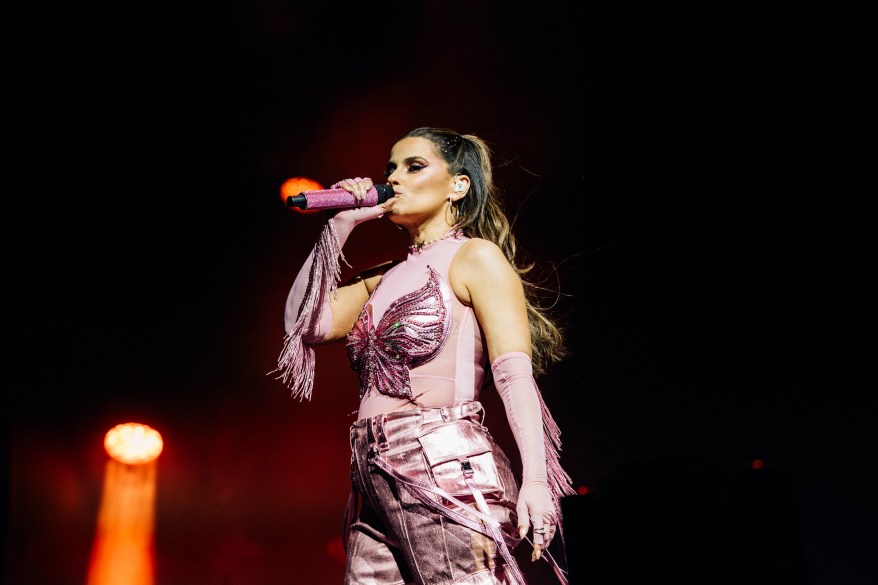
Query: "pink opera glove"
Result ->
[[284, 247, 331, 342], [273, 178, 386, 400], [283, 202, 385, 336], [491, 352, 576, 549]]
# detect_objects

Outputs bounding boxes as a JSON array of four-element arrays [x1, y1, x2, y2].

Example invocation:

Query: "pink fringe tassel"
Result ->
[[271, 221, 346, 401], [534, 380, 577, 506]]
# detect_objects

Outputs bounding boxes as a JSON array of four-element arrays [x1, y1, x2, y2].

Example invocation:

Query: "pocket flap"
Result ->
[[418, 421, 492, 466]]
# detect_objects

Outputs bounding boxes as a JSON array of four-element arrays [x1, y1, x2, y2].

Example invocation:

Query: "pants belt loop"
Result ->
[[374, 414, 389, 452]]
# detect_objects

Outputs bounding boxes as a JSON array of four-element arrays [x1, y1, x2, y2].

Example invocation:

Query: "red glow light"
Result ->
[[281, 177, 324, 213], [325, 536, 346, 564], [576, 485, 589, 495], [751, 459, 764, 470]]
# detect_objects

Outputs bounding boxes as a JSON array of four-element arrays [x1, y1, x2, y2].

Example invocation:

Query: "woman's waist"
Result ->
[[351, 400, 487, 449], [356, 382, 448, 419]]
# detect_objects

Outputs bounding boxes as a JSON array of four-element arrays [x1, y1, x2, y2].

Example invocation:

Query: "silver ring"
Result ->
[[533, 527, 547, 534]]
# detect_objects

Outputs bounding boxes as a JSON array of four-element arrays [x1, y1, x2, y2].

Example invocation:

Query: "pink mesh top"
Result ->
[[346, 233, 486, 419]]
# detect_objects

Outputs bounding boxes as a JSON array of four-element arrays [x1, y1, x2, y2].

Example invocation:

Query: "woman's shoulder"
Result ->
[[451, 237, 515, 285], [450, 237, 522, 306], [457, 237, 506, 265]]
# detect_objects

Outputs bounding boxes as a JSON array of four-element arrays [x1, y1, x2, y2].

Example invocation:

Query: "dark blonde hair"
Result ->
[[400, 127, 567, 376]]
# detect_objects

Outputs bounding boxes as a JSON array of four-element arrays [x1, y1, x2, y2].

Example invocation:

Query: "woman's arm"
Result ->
[[274, 178, 393, 398], [282, 217, 381, 343], [451, 239, 559, 559]]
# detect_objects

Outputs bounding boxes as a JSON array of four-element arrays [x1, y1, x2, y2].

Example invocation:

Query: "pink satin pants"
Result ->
[[344, 402, 522, 584]]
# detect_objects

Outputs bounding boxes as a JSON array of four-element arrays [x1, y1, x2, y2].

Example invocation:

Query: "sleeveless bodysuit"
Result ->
[[347, 232, 486, 420]]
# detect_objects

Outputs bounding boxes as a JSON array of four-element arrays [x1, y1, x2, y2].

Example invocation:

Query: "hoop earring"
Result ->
[[448, 194, 456, 219]]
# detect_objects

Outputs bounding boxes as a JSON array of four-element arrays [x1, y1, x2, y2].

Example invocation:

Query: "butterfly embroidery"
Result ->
[[346, 267, 452, 399]]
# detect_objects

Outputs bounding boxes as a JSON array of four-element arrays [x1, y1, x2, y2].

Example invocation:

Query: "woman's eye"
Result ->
[[385, 161, 425, 176]]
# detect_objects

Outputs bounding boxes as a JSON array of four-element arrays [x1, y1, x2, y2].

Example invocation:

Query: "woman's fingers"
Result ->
[[529, 522, 558, 560], [336, 177, 374, 202]]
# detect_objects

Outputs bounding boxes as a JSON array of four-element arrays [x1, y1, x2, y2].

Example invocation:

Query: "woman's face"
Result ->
[[384, 136, 454, 222]]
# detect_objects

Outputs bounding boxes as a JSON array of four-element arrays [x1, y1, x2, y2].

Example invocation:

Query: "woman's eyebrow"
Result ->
[[386, 156, 424, 170]]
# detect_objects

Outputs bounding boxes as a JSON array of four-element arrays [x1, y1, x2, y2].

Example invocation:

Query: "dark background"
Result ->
[[5, 1, 870, 584]]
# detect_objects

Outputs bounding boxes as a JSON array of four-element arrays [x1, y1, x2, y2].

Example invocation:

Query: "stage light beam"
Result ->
[[87, 423, 164, 585]]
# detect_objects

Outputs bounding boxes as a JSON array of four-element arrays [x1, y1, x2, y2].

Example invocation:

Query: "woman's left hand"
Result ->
[[517, 481, 557, 561]]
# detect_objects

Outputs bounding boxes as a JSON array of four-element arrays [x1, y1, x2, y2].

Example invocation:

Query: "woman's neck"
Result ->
[[410, 221, 455, 248], [409, 222, 456, 254]]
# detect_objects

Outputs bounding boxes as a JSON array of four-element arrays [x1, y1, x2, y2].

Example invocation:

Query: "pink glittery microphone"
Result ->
[[286, 184, 394, 210]]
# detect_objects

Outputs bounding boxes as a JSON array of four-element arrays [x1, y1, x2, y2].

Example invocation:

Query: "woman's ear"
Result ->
[[452, 175, 469, 197]]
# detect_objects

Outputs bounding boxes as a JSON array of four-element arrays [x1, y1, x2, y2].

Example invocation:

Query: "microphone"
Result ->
[[286, 183, 394, 210]]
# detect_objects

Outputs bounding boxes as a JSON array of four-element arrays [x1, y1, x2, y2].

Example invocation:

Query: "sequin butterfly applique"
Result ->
[[346, 267, 453, 399]]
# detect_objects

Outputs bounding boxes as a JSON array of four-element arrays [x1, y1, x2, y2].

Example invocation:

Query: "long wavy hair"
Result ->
[[400, 127, 567, 376]]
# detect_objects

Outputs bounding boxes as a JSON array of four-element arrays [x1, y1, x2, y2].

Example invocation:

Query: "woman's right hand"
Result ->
[[329, 177, 393, 228]]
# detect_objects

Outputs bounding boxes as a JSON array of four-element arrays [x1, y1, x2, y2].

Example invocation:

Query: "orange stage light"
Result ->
[[88, 423, 163, 585], [281, 176, 324, 213], [104, 422, 163, 465]]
